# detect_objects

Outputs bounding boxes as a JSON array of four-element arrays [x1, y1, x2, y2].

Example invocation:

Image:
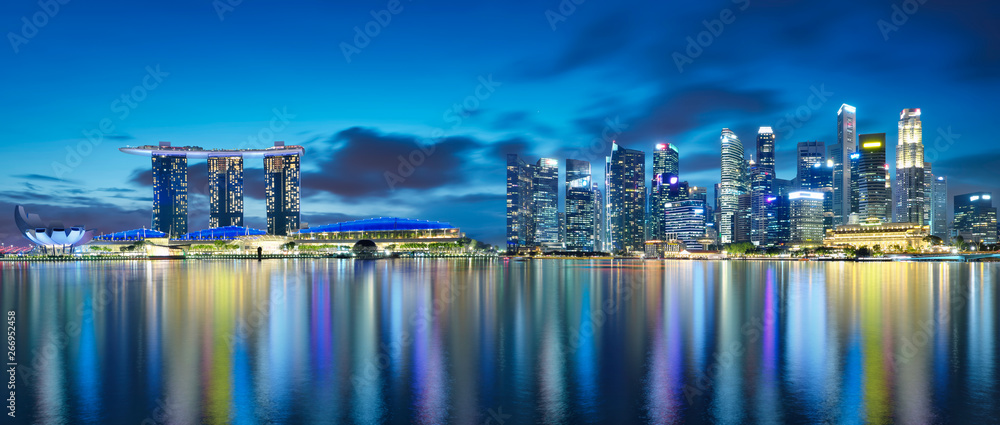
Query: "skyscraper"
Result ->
[[208, 156, 244, 228], [649, 143, 680, 241], [592, 181, 603, 252], [565, 159, 595, 251], [151, 151, 188, 238], [607, 143, 646, 253], [923, 162, 934, 227], [765, 194, 790, 246], [931, 176, 948, 240], [894, 108, 925, 224], [505, 154, 533, 253], [789, 191, 826, 246], [264, 145, 301, 236], [832, 104, 856, 225], [719, 128, 747, 244], [857, 133, 891, 222], [795, 141, 825, 188], [954, 192, 998, 245], [735, 193, 753, 243], [532, 158, 560, 245], [801, 161, 834, 230], [751, 127, 775, 244]]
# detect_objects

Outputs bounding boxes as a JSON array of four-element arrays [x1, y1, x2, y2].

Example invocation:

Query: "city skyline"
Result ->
[[2, 0, 999, 247]]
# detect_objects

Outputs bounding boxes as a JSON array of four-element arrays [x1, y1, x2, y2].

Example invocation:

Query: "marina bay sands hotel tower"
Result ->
[[121, 142, 304, 237]]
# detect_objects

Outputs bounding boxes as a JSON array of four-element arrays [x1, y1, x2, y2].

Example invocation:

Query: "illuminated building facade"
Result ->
[[832, 104, 856, 226], [894, 108, 925, 224], [824, 222, 931, 250], [532, 158, 560, 245], [151, 151, 188, 238], [208, 156, 244, 228], [789, 191, 826, 246], [751, 127, 775, 244], [565, 159, 595, 251], [719, 128, 747, 244], [857, 133, 891, 222], [264, 146, 302, 236], [931, 176, 948, 240], [765, 195, 790, 246], [664, 200, 707, 250], [505, 154, 533, 253], [954, 192, 998, 245], [649, 143, 680, 241], [607, 143, 646, 253], [796, 141, 825, 188]]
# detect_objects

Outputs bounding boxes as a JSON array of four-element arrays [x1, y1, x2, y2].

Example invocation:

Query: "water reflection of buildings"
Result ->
[[11, 261, 997, 423]]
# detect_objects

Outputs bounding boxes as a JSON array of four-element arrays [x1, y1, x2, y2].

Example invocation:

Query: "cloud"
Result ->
[[513, 11, 635, 79], [301, 127, 483, 200], [13, 174, 76, 183]]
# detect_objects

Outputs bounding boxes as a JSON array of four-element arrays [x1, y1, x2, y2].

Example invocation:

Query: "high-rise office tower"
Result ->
[[532, 158, 560, 245], [801, 161, 834, 230], [796, 141, 825, 188], [857, 134, 891, 222], [751, 127, 775, 244], [765, 195, 790, 246], [850, 152, 860, 218], [151, 151, 188, 238], [954, 193, 998, 245], [565, 159, 595, 251], [894, 108, 925, 224], [923, 162, 934, 226], [264, 144, 301, 236], [649, 143, 680, 241], [931, 176, 948, 240], [208, 156, 245, 228], [592, 181, 603, 252], [505, 154, 534, 253], [735, 193, 753, 243], [607, 143, 646, 253], [832, 104, 856, 225], [664, 200, 707, 250], [719, 128, 747, 244], [789, 191, 826, 245]]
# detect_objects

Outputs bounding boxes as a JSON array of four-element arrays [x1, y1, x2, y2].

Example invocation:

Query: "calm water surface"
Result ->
[[1, 259, 998, 424]]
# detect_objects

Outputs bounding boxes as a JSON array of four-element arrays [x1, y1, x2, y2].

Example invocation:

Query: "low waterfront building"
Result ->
[[823, 221, 931, 251], [294, 217, 464, 247]]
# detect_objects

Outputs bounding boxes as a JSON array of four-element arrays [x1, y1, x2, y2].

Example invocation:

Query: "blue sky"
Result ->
[[2, 0, 998, 245]]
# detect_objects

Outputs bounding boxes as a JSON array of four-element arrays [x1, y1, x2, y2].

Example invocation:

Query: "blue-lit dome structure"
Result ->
[[94, 228, 168, 242], [14, 205, 95, 251], [297, 217, 455, 234], [177, 226, 267, 241]]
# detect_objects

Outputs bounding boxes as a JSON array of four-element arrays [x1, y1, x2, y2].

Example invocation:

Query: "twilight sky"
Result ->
[[1, 0, 998, 245]]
